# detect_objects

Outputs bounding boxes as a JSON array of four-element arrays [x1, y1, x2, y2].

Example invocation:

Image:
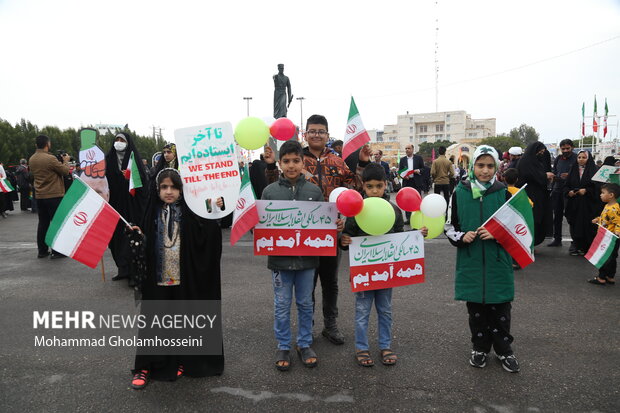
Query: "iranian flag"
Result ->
[[593, 95, 599, 133], [230, 165, 258, 246], [398, 166, 414, 179], [124, 152, 143, 196], [581, 102, 585, 137], [342, 97, 370, 160], [585, 225, 618, 269], [482, 185, 535, 268], [0, 178, 15, 192], [604, 98, 609, 137], [45, 177, 120, 268]]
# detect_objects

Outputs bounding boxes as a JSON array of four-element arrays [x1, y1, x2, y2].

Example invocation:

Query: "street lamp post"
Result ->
[[296, 96, 305, 140], [243, 97, 252, 117]]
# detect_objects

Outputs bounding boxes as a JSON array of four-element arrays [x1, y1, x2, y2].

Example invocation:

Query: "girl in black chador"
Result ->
[[130, 168, 224, 390]]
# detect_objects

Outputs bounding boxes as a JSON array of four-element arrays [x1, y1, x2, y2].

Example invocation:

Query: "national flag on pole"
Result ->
[[342, 97, 370, 160], [45, 177, 120, 268], [593, 95, 599, 133], [431, 148, 436, 161], [585, 225, 618, 269], [581, 102, 585, 137], [230, 165, 259, 246], [482, 185, 535, 268], [124, 152, 143, 196], [0, 178, 15, 192], [398, 166, 414, 179], [603, 98, 609, 137]]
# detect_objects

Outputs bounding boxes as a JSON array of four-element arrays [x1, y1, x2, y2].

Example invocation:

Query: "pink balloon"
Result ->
[[270, 118, 297, 141], [395, 187, 422, 212], [336, 189, 364, 217]]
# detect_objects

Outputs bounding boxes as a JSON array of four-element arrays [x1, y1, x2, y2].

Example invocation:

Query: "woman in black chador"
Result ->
[[517, 142, 553, 246], [105, 132, 148, 282], [130, 168, 224, 390], [563, 150, 602, 255]]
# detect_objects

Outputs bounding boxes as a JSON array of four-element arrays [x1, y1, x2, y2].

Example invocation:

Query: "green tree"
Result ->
[[509, 124, 539, 146], [478, 135, 524, 153], [417, 140, 455, 161], [573, 135, 595, 148]]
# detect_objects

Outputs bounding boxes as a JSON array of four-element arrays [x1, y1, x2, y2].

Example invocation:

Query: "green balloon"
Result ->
[[355, 197, 395, 236], [410, 211, 424, 229], [410, 211, 445, 239], [234, 117, 270, 150]]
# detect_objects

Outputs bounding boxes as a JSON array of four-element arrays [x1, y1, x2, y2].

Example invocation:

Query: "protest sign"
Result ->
[[78, 128, 109, 202], [348, 231, 425, 292], [254, 200, 338, 256], [591, 165, 619, 183], [175, 122, 240, 219]]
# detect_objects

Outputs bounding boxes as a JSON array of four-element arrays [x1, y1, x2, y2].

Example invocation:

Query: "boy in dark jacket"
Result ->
[[262, 140, 340, 371], [445, 145, 520, 373], [340, 163, 426, 367]]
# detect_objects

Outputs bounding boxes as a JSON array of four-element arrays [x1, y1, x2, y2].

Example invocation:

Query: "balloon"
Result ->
[[270, 118, 297, 141], [420, 193, 447, 218], [234, 117, 270, 150], [336, 189, 364, 217], [328, 187, 348, 203], [410, 211, 445, 239], [395, 187, 422, 212], [355, 197, 396, 235]]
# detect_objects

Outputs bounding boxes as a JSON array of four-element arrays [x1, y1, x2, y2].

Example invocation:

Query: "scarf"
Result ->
[[468, 145, 499, 199]]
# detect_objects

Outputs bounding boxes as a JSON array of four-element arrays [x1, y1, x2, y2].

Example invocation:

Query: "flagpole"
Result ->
[[101, 259, 105, 282], [480, 184, 528, 227]]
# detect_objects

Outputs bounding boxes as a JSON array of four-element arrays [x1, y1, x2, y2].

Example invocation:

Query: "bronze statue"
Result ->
[[273, 64, 293, 119]]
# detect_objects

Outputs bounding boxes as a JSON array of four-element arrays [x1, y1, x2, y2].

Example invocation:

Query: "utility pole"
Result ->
[[296, 96, 305, 140], [243, 97, 252, 117]]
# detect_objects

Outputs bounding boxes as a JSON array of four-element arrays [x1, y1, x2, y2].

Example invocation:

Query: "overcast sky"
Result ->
[[1, 0, 619, 144]]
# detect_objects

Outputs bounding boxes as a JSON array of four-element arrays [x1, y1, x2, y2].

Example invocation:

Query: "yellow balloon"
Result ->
[[234, 117, 270, 150], [355, 197, 395, 235]]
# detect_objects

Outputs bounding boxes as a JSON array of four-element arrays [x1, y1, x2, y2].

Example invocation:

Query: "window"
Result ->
[[409, 136, 414, 142], [409, 127, 414, 133], [446, 124, 450, 131], [436, 124, 444, 132], [419, 125, 427, 133], [377, 136, 383, 142], [446, 134, 451, 139], [435, 134, 443, 140], [420, 136, 428, 143], [446, 114, 451, 119], [409, 117, 414, 124]]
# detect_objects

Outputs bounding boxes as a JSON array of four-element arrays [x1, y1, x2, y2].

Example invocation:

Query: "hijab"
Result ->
[[468, 145, 499, 199], [517, 141, 550, 188]]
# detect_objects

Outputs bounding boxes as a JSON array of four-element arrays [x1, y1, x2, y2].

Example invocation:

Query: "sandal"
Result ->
[[177, 365, 184, 377], [275, 349, 291, 371], [296, 346, 318, 368], [587, 277, 607, 286], [380, 349, 398, 366], [131, 370, 149, 390], [355, 350, 374, 367], [605, 278, 615, 285]]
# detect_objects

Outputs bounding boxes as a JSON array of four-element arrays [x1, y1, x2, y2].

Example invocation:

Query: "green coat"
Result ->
[[446, 180, 514, 304]]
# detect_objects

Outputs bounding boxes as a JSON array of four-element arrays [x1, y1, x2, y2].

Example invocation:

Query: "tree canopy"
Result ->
[[478, 135, 524, 153], [417, 140, 455, 161], [509, 124, 539, 146]]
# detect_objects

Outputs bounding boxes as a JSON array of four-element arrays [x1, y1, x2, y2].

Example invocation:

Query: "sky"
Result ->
[[1, 0, 619, 144]]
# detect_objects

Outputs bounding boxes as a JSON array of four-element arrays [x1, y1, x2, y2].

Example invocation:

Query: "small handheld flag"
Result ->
[[585, 225, 618, 269], [342, 97, 370, 160], [124, 152, 143, 196]]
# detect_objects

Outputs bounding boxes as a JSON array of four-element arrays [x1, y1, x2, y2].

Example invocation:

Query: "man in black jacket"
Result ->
[[548, 139, 576, 247], [398, 144, 425, 223]]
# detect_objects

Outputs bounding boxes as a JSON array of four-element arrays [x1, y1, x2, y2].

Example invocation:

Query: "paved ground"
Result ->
[[0, 203, 619, 413]]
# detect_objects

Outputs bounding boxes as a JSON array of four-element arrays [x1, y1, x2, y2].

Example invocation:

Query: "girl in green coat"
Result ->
[[444, 145, 520, 373]]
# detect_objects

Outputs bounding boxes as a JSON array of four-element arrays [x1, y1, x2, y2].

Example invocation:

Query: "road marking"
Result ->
[[210, 386, 353, 403]]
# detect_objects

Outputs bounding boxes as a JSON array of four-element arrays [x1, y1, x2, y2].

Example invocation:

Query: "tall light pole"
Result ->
[[243, 97, 252, 117], [296, 96, 305, 140]]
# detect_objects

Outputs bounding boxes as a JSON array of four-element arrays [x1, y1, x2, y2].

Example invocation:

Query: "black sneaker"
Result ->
[[497, 354, 520, 373], [469, 351, 487, 368], [321, 326, 345, 345]]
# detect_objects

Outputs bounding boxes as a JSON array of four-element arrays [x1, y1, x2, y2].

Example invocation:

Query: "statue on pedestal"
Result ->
[[273, 64, 293, 119]]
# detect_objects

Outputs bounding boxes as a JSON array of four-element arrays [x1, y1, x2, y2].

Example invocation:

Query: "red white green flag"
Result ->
[[482, 185, 535, 268], [230, 165, 258, 246], [342, 97, 370, 160], [581, 102, 585, 137], [398, 166, 414, 179], [604, 98, 609, 137], [124, 152, 143, 196], [593, 95, 599, 133], [0, 178, 15, 192], [45, 177, 120, 268], [585, 225, 618, 269]]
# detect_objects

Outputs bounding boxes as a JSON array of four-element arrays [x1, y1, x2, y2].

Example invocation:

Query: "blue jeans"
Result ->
[[355, 288, 393, 350], [272, 269, 315, 350]]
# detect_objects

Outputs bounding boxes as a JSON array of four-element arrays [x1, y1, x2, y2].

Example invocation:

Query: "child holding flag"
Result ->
[[340, 163, 427, 367], [588, 183, 620, 285], [445, 145, 520, 373]]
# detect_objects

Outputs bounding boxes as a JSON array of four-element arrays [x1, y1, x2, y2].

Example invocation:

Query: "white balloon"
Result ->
[[329, 187, 348, 203], [420, 193, 447, 218]]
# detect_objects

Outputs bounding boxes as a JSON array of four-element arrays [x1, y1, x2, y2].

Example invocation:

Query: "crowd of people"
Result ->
[[2, 122, 618, 390]]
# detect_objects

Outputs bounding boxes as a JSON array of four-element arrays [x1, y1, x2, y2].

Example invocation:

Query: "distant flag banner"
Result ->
[[604, 98, 609, 137], [0, 178, 15, 192], [45, 178, 120, 268], [398, 166, 414, 179], [585, 225, 618, 269], [230, 165, 259, 246], [342, 97, 370, 160], [593, 95, 598, 133], [581, 102, 585, 137], [124, 152, 143, 196], [431, 148, 436, 161], [482, 185, 535, 268]]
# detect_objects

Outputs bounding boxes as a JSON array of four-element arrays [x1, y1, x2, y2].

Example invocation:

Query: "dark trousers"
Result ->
[[19, 187, 31, 211], [466, 302, 513, 356], [551, 191, 565, 241], [313, 251, 341, 327], [109, 221, 132, 277], [36, 197, 62, 255], [434, 184, 451, 205], [599, 241, 619, 280]]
